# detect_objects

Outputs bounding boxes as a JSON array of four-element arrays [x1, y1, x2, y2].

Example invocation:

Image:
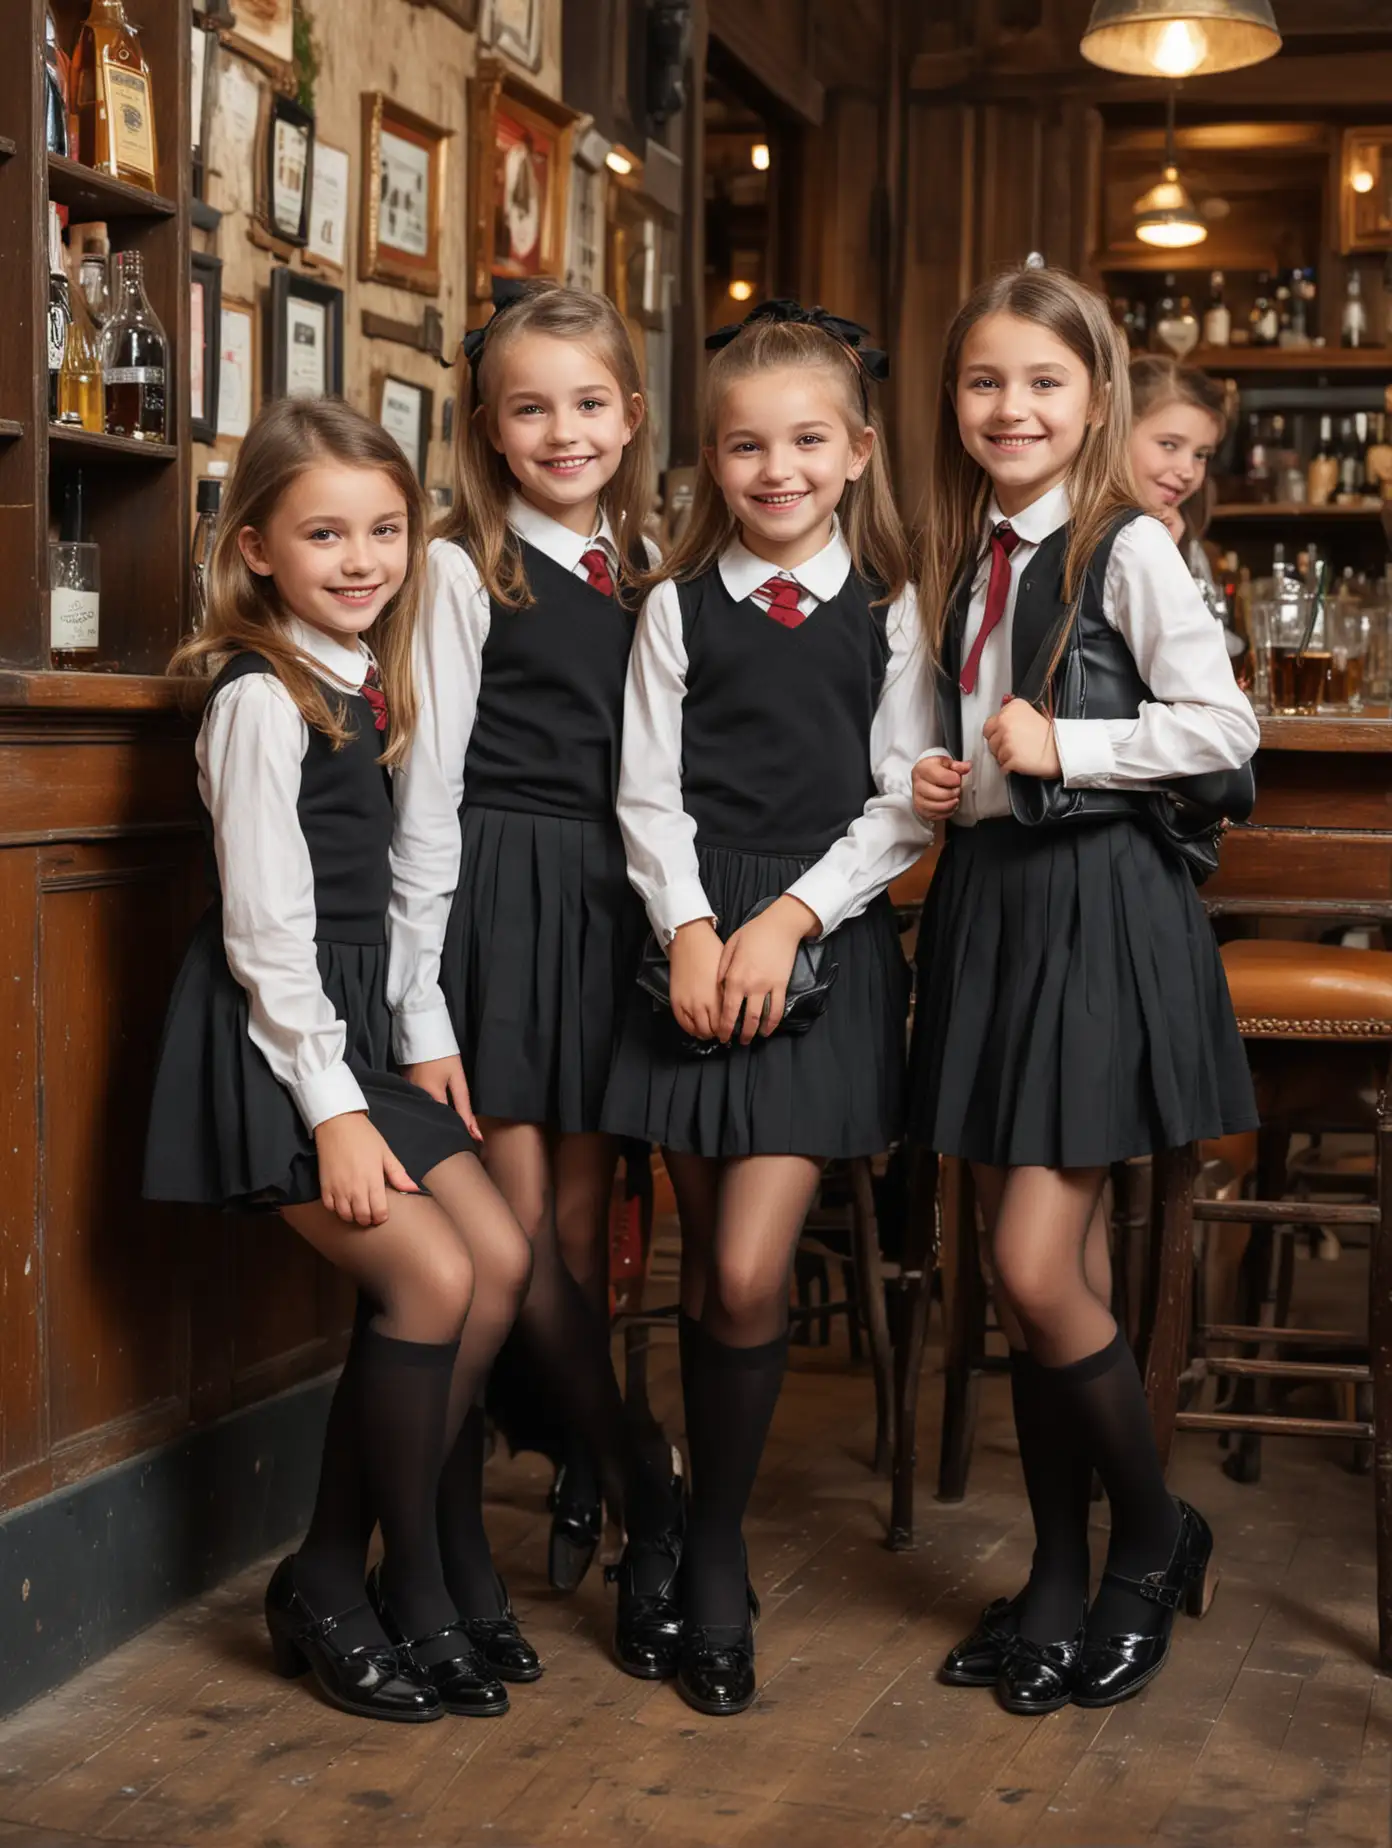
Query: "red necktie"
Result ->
[[360, 661, 388, 733], [958, 522, 1020, 695], [752, 575, 806, 629], [579, 547, 615, 597]]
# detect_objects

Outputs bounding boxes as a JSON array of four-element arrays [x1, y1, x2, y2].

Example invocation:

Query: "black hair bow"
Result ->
[[460, 276, 531, 377], [704, 298, 889, 387]]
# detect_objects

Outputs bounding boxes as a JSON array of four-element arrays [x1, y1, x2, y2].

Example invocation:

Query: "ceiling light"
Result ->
[[728, 280, 755, 302], [1135, 91, 1207, 249], [1081, 0, 1280, 78], [750, 142, 770, 171], [605, 150, 633, 176]]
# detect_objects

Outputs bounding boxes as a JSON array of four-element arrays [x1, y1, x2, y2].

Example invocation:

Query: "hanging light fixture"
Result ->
[[1134, 90, 1207, 249], [1081, 0, 1280, 78]]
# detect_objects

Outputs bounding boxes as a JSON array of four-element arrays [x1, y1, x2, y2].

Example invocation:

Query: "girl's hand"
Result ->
[[1161, 505, 1186, 545], [402, 1054, 482, 1140], [912, 754, 972, 821], [717, 895, 819, 1046], [314, 1110, 420, 1226], [982, 697, 1061, 779], [669, 918, 725, 1041]]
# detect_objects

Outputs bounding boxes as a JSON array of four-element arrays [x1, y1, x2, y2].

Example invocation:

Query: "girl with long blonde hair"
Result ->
[[145, 397, 534, 1723], [602, 299, 934, 1716], [908, 267, 1258, 1713]]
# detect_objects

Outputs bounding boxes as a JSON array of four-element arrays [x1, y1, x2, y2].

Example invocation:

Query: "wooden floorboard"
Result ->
[[1, 1242, 1390, 1848]]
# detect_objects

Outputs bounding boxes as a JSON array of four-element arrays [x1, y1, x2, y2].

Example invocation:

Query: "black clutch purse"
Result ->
[[636, 896, 839, 1056]]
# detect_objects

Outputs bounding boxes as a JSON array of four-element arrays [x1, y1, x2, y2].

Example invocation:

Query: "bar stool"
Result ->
[[1142, 937, 1392, 1669]]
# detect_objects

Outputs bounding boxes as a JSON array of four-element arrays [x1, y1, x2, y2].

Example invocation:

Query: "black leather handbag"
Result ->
[[636, 896, 840, 1056]]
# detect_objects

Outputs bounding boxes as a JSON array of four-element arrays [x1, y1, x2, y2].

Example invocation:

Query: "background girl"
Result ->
[[387, 280, 682, 1681], [603, 299, 933, 1716], [144, 399, 533, 1723], [909, 268, 1259, 1715]]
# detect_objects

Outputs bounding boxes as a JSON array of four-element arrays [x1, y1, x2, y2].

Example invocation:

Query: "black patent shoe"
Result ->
[[547, 1458, 603, 1594], [1072, 1501, 1218, 1710], [365, 1565, 510, 1717], [996, 1606, 1088, 1716], [605, 1459, 686, 1680], [940, 1591, 1025, 1687], [264, 1556, 442, 1724], [457, 1577, 543, 1683], [676, 1583, 760, 1717]]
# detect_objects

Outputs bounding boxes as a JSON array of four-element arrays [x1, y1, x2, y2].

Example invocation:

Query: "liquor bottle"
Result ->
[[1366, 402, 1392, 498], [1286, 268, 1310, 347], [1341, 268, 1369, 349], [1337, 416, 1363, 500], [46, 206, 72, 424], [102, 248, 166, 440], [1131, 295, 1148, 348], [1307, 415, 1337, 506], [190, 464, 227, 632], [75, 224, 111, 328], [1201, 270, 1230, 347], [1152, 275, 1191, 355], [72, 0, 158, 192], [1274, 275, 1293, 345], [49, 472, 100, 671], [58, 260, 105, 433], [1250, 273, 1279, 347], [1245, 412, 1272, 501], [44, 4, 71, 158]]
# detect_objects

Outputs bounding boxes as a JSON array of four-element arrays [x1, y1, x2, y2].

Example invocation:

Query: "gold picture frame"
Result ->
[[467, 58, 580, 304], [1341, 127, 1392, 255], [218, 0, 296, 93], [360, 92, 451, 296]]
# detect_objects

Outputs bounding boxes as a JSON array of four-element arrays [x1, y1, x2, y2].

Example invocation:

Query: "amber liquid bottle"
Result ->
[[102, 248, 166, 440], [72, 0, 158, 192]]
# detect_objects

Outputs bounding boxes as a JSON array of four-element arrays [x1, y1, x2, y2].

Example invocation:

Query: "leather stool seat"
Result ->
[[1221, 940, 1392, 1039]]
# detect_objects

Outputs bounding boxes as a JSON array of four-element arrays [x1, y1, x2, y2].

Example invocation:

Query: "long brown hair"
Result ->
[[921, 266, 1138, 660], [658, 318, 912, 604], [436, 279, 653, 607], [1129, 353, 1227, 545], [170, 397, 427, 765]]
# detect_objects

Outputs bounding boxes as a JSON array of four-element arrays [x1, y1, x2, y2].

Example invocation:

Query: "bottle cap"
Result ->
[[196, 475, 222, 514], [58, 472, 85, 545]]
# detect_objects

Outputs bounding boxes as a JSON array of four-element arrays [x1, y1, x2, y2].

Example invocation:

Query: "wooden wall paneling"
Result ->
[[0, 718, 199, 845], [669, 0, 709, 467], [0, 0, 47, 667], [1208, 829, 1392, 905], [0, 849, 47, 1496], [977, 103, 1043, 273], [708, 0, 824, 125], [794, 91, 885, 337], [230, 1215, 344, 1409]]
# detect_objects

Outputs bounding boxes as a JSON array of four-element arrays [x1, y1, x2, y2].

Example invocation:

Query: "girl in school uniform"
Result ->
[[387, 279, 683, 1681], [144, 398, 535, 1723], [909, 266, 1259, 1714], [602, 299, 933, 1716]]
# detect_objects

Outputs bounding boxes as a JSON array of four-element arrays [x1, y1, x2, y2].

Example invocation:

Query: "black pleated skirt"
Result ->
[[143, 909, 477, 1208], [907, 815, 1257, 1168], [601, 843, 911, 1160], [440, 804, 646, 1135]]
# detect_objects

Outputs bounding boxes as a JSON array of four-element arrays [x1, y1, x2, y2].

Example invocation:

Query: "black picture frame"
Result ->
[[190, 249, 223, 444], [264, 92, 315, 249], [373, 372, 434, 481], [267, 267, 345, 401]]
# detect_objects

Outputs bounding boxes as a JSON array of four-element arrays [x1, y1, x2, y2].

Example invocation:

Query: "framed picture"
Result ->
[[267, 267, 344, 400], [263, 92, 314, 246], [373, 372, 434, 480], [306, 140, 350, 270], [481, 0, 543, 72], [190, 250, 224, 443], [191, 18, 221, 196], [360, 92, 450, 296], [223, 0, 295, 89], [217, 296, 258, 439], [1342, 127, 1392, 254], [468, 58, 580, 302]]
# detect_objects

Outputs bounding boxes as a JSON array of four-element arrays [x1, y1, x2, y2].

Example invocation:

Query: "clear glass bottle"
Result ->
[[44, 3, 71, 158], [58, 266, 105, 432], [46, 205, 72, 424], [1342, 268, 1369, 349], [1250, 272, 1278, 347], [1338, 415, 1363, 499], [1202, 270, 1230, 347], [72, 0, 157, 191], [190, 465, 227, 632], [49, 472, 100, 671], [1307, 415, 1337, 506], [102, 248, 166, 440], [76, 224, 111, 328]]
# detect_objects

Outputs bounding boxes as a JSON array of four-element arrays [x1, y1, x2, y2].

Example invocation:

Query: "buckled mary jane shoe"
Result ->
[[366, 1564, 510, 1717], [264, 1556, 442, 1724], [676, 1581, 760, 1718], [1072, 1501, 1217, 1709]]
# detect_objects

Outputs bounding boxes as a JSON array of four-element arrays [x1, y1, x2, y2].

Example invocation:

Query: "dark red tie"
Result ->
[[959, 522, 1020, 695], [360, 661, 388, 733], [752, 575, 806, 629], [580, 547, 615, 597]]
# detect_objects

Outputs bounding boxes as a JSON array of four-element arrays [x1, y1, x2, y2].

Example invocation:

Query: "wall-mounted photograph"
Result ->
[[468, 58, 579, 302], [360, 92, 450, 295]]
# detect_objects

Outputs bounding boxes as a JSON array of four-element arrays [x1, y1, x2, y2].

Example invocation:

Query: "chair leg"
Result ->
[[1223, 1128, 1287, 1485], [1371, 1082, 1392, 1672], [849, 1156, 894, 1477], [888, 1146, 939, 1550], [937, 1160, 983, 1504], [1143, 1142, 1197, 1474], [1110, 1158, 1151, 1354]]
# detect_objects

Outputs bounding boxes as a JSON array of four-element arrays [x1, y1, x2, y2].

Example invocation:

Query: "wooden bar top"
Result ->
[[1258, 714, 1392, 752], [0, 672, 197, 714]]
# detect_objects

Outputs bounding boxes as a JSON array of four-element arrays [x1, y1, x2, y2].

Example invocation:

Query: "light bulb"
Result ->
[[728, 279, 755, 302], [1152, 18, 1207, 77], [751, 142, 770, 171], [1353, 168, 1376, 195], [1136, 218, 1208, 248], [605, 150, 633, 176]]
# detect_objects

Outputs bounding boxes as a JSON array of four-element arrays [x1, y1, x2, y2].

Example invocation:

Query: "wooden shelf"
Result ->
[[0, 670, 195, 713], [48, 425, 177, 463], [1212, 502, 1385, 520], [45, 153, 176, 221], [1191, 347, 1392, 373], [0, 136, 15, 160], [0, 419, 22, 440]]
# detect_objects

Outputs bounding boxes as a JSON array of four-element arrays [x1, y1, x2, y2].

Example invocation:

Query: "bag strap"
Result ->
[[1012, 510, 1146, 713]]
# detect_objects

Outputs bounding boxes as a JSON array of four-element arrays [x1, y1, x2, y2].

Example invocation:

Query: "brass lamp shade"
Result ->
[[1134, 167, 1208, 247], [1081, 0, 1281, 78]]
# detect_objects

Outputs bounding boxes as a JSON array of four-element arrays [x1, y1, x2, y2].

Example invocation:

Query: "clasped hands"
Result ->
[[668, 894, 820, 1048], [911, 696, 1061, 823]]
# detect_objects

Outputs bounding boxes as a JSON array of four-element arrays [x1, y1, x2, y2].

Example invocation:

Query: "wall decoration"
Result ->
[[1341, 128, 1392, 254], [468, 58, 579, 303], [481, 0, 542, 72], [210, 57, 263, 216], [268, 267, 344, 399], [191, 18, 221, 199], [374, 373, 434, 480], [419, 0, 480, 24], [565, 126, 607, 293], [190, 250, 224, 444], [264, 92, 314, 246], [607, 173, 671, 333], [224, 0, 295, 89], [360, 92, 450, 296], [217, 297, 258, 439], [306, 140, 349, 270]]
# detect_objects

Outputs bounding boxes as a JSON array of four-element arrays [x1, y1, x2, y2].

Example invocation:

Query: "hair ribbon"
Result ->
[[459, 276, 531, 378], [704, 298, 890, 404]]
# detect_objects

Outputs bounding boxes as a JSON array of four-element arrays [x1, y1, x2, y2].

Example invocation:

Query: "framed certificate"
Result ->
[[264, 92, 314, 247], [360, 92, 450, 295], [306, 141, 350, 271], [268, 268, 344, 400], [190, 249, 223, 442], [374, 372, 434, 480], [217, 297, 257, 440]]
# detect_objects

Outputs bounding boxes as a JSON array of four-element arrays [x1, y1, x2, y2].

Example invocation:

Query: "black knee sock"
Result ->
[[1045, 1330, 1181, 1636], [1010, 1349, 1092, 1642], [436, 1402, 507, 1620], [682, 1322, 789, 1635], [357, 1325, 461, 1653]]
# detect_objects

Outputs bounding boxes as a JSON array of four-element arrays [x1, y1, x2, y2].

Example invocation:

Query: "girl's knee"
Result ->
[[712, 1251, 786, 1333], [400, 1238, 475, 1340]]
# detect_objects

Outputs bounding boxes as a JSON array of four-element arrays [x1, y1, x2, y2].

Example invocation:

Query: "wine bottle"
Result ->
[[46, 205, 72, 424], [1201, 271, 1230, 348]]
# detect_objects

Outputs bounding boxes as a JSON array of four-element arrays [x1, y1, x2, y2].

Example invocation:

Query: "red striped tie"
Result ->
[[360, 662, 388, 732], [752, 575, 806, 629], [580, 547, 615, 597], [959, 522, 1020, 695]]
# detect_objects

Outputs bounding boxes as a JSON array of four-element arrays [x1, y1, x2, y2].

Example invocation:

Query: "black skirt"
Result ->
[[143, 909, 477, 1208], [907, 815, 1257, 1169], [601, 844, 910, 1160], [440, 804, 646, 1135]]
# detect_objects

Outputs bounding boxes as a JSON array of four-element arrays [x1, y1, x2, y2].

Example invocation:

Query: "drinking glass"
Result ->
[[1262, 591, 1327, 716], [1325, 601, 1371, 712]]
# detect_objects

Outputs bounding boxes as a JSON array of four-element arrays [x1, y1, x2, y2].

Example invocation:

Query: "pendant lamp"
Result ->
[[1081, 0, 1280, 79], [1134, 91, 1206, 249]]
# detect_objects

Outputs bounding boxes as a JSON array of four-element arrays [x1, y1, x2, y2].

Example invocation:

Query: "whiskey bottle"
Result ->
[[58, 259, 105, 433], [72, 0, 158, 192], [1201, 271, 1230, 347], [1249, 273, 1279, 347], [46, 206, 72, 424], [1341, 268, 1369, 349], [1307, 416, 1337, 507], [49, 472, 100, 671], [75, 224, 111, 328], [102, 248, 166, 440]]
